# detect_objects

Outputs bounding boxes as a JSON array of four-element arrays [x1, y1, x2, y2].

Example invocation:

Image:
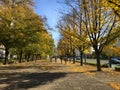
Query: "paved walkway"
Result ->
[[29, 73, 113, 90], [0, 60, 119, 90]]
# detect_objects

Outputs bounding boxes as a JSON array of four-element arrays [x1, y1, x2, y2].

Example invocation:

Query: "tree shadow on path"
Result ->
[[0, 72, 67, 90]]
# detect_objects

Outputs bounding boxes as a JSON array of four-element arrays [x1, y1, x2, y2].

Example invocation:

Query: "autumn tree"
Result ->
[[58, 0, 120, 71], [0, 3, 23, 64], [0, 0, 46, 64], [57, 18, 77, 64], [57, 0, 90, 65], [57, 37, 70, 64], [81, 0, 120, 71], [37, 31, 54, 58]]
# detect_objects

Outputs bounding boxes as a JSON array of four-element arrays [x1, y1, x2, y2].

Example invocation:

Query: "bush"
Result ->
[[0, 59, 4, 64], [8, 59, 15, 64], [115, 66, 120, 71], [101, 63, 109, 68]]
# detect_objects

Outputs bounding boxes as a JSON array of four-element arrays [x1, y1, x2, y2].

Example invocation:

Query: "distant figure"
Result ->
[[46, 55, 50, 61], [50, 56, 52, 62], [64, 57, 67, 64], [55, 56, 57, 63], [60, 56, 63, 63]]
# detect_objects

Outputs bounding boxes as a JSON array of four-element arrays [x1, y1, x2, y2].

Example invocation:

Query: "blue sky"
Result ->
[[33, 0, 63, 45]]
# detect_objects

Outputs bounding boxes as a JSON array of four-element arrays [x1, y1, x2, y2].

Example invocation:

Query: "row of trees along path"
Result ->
[[57, 0, 120, 72], [0, 0, 54, 64]]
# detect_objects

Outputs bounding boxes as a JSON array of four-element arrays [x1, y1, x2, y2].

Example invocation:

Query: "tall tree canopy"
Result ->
[[0, 0, 54, 64], [57, 0, 120, 71]]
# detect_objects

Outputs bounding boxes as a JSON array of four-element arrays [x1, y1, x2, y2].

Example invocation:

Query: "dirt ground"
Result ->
[[0, 59, 120, 90]]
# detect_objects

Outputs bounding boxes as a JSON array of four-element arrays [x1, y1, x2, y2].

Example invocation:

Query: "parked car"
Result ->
[[110, 58, 120, 64], [76, 56, 80, 60], [69, 56, 81, 60], [69, 57, 74, 60]]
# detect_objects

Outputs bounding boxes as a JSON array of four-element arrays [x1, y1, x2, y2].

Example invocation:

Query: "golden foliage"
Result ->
[[105, 0, 120, 19], [109, 82, 120, 90], [103, 44, 120, 57]]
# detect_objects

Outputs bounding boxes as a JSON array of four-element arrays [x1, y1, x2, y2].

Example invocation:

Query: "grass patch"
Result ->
[[115, 65, 120, 71], [86, 62, 96, 66], [86, 62, 109, 68], [0, 59, 18, 64], [0, 59, 5, 64]]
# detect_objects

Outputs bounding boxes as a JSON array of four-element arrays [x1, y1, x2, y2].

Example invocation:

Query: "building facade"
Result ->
[[0, 45, 5, 59]]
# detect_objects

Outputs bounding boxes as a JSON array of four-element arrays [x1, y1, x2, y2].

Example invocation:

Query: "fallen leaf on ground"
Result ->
[[109, 82, 120, 90]]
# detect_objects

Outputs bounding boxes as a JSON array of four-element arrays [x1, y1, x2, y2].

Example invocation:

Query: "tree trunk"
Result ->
[[32, 54, 34, 61], [73, 49, 75, 64], [35, 54, 37, 60], [37, 54, 41, 60], [80, 51, 83, 66], [4, 48, 9, 65], [19, 50, 23, 63], [95, 51, 102, 71], [39, 54, 41, 60], [27, 53, 31, 62], [25, 54, 27, 60], [84, 54, 87, 65], [109, 56, 112, 68]]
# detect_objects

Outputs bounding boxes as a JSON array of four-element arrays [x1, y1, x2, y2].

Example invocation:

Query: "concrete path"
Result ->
[[0, 60, 119, 90]]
